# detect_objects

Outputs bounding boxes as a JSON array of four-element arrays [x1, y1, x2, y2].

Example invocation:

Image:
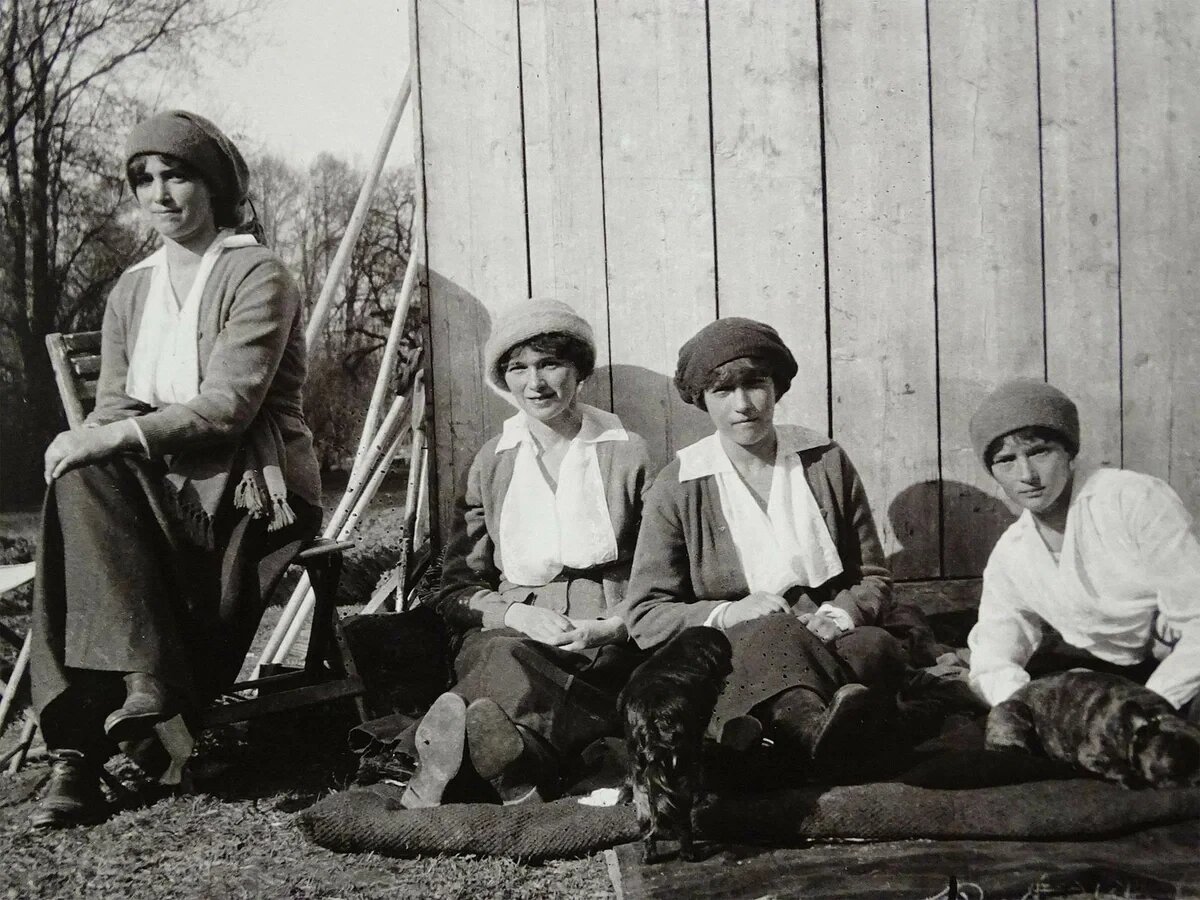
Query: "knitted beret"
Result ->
[[673, 317, 798, 408], [125, 110, 250, 211], [483, 298, 596, 394], [969, 378, 1080, 468]]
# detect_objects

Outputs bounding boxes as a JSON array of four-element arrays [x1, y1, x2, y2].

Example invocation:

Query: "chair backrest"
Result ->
[[45, 331, 101, 430]]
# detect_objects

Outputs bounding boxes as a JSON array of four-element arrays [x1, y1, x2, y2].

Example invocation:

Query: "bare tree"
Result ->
[[0, 0, 250, 505]]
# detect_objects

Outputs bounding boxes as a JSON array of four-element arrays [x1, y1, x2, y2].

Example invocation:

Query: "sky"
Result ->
[[137, 0, 414, 170]]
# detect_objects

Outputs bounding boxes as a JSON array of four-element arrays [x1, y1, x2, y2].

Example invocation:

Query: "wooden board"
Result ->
[[415, 0, 530, 528], [608, 821, 1200, 899], [929, 0, 1044, 576], [1039, 0, 1122, 471], [707, 0, 827, 435], [596, 0, 716, 469], [518, 0, 612, 410], [822, 0, 941, 578], [1116, 0, 1200, 515]]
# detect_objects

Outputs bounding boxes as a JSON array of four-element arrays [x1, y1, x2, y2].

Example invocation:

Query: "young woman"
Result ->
[[967, 379, 1200, 719], [399, 299, 652, 807], [623, 318, 905, 774], [30, 111, 321, 827]]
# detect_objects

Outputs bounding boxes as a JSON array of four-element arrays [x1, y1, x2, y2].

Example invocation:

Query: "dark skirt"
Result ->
[[31, 454, 320, 752], [711, 614, 905, 734]]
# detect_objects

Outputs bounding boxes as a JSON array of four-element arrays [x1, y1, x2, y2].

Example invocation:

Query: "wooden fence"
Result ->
[[411, 0, 1200, 580]]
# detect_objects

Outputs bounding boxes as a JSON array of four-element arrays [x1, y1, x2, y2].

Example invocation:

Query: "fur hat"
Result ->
[[483, 299, 596, 395], [125, 110, 249, 220], [673, 317, 798, 408], [969, 378, 1080, 468]]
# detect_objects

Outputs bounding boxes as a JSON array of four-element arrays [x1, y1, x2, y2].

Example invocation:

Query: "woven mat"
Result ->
[[298, 779, 1200, 862]]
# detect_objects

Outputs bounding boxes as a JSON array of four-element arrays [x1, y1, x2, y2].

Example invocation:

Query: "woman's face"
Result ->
[[132, 154, 216, 248], [703, 373, 777, 450], [503, 345, 581, 427], [989, 431, 1075, 518]]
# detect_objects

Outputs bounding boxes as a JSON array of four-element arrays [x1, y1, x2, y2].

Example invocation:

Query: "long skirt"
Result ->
[[31, 454, 320, 754], [711, 614, 905, 735]]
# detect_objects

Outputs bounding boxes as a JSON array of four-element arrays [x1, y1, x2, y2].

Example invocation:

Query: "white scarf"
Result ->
[[677, 426, 844, 594], [496, 404, 625, 586], [125, 231, 258, 406]]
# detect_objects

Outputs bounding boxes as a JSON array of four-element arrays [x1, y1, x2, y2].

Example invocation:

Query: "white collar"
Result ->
[[677, 424, 830, 482], [496, 403, 628, 454], [125, 231, 256, 273]]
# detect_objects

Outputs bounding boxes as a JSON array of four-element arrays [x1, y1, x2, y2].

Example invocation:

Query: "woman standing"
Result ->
[[399, 299, 652, 807], [30, 111, 321, 827], [624, 318, 904, 775]]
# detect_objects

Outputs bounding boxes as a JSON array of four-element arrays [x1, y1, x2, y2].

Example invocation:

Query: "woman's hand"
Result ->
[[43, 422, 135, 483], [560, 616, 626, 652], [504, 603, 575, 646], [798, 610, 846, 643], [723, 591, 790, 628]]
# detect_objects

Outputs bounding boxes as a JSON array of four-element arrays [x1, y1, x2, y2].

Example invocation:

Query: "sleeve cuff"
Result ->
[[127, 418, 151, 456], [704, 601, 732, 630]]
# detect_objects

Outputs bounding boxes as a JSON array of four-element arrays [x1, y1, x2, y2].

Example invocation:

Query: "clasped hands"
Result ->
[[725, 590, 850, 642], [503, 603, 626, 652]]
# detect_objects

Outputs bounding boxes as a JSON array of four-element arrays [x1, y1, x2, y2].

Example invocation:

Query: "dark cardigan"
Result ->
[[623, 433, 892, 650]]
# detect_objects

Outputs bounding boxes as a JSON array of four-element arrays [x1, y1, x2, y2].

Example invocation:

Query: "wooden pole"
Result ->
[[351, 245, 421, 482], [0, 631, 31, 737], [305, 66, 413, 347], [256, 393, 411, 667], [273, 420, 410, 662]]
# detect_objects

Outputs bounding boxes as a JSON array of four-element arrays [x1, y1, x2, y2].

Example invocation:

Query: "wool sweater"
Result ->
[[85, 245, 320, 508], [433, 420, 653, 632], [968, 467, 1200, 709], [624, 428, 892, 649]]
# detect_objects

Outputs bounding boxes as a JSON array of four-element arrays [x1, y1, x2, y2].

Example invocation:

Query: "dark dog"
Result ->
[[985, 670, 1200, 788], [617, 627, 733, 863]]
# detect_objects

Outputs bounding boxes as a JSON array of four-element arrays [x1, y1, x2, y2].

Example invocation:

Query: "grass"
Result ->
[[0, 498, 612, 900]]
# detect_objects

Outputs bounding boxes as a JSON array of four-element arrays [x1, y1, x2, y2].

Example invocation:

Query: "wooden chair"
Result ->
[[33, 331, 369, 739]]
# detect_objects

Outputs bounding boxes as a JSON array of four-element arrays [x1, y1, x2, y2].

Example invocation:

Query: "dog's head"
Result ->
[[670, 627, 734, 680], [1130, 715, 1200, 788]]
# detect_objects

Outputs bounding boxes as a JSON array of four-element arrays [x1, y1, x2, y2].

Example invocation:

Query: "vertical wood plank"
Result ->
[[1040, 0, 1121, 470], [822, 0, 941, 578], [708, 1, 827, 435], [596, 0, 716, 468], [930, 0, 1045, 576], [1117, 0, 1200, 514], [518, 0, 612, 410], [416, 0, 529, 531]]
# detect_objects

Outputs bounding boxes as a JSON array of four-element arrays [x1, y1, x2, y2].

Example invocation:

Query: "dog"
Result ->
[[617, 627, 733, 863], [985, 670, 1200, 789]]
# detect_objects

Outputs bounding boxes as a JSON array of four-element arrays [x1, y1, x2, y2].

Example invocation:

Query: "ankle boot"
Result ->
[[767, 683, 874, 762], [465, 699, 557, 805], [104, 672, 172, 743], [30, 749, 107, 829], [401, 692, 467, 809]]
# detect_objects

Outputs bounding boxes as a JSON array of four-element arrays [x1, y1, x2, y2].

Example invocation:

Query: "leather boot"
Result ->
[[768, 683, 874, 762], [400, 692, 467, 808], [465, 698, 557, 805], [30, 749, 107, 829], [104, 672, 172, 743]]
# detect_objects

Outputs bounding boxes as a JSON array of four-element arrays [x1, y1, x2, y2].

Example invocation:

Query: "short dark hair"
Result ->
[[984, 425, 1078, 469], [694, 356, 783, 411], [498, 331, 595, 381], [127, 152, 239, 228]]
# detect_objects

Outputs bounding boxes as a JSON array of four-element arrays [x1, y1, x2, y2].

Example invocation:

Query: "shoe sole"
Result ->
[[812, 683, 873, 760], [465, 698, 525, 781], [401, 692, 467, 808], [104, 708, 171, 744]]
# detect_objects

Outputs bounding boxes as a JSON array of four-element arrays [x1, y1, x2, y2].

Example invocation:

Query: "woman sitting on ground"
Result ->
[[967, 379, 1200, 720], [623, 318, 905, 776], [399, 299, 653, 807], [30, 111, 322, 828]]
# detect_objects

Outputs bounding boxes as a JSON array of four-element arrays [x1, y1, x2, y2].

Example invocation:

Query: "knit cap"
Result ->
[[969, 378, 1080, 469], [483, 299, 596, 395], [673, 317, 798, 408], [125, 110, 250, 212]]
